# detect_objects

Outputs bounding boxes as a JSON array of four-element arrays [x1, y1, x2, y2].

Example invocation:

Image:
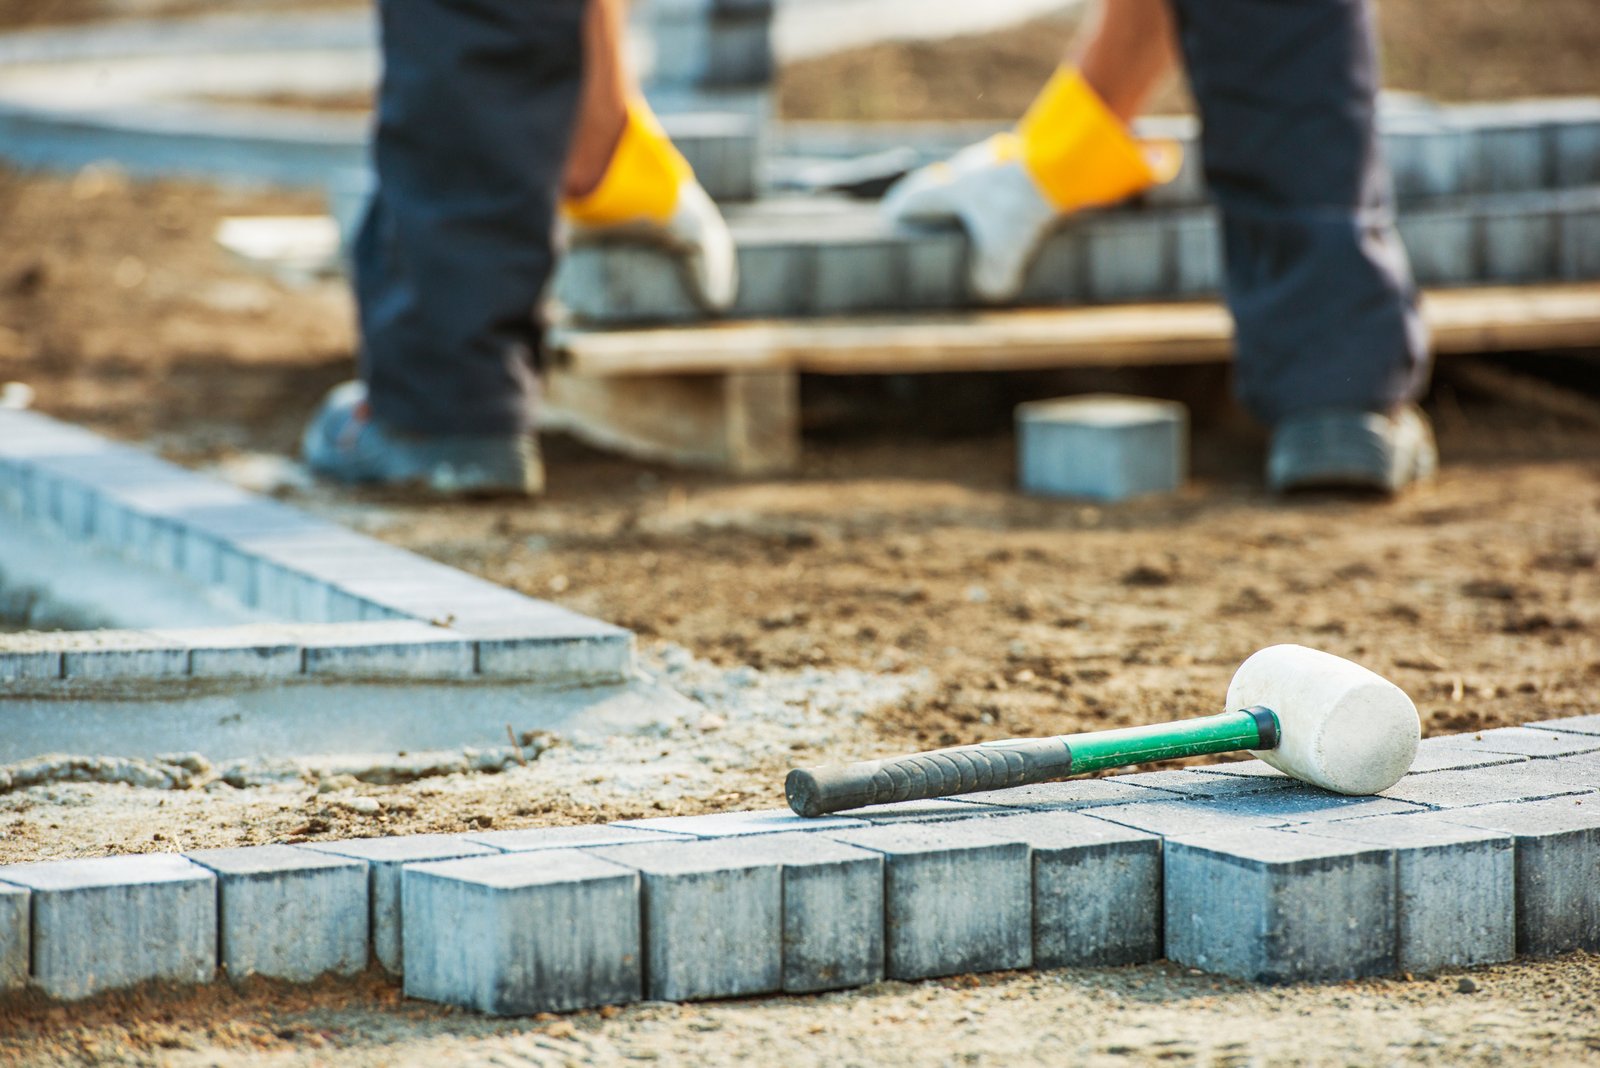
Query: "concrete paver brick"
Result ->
[[1164, 828, 1397, 982], [585, 839, 782, 1001], [0, 882, 26, 992], [1431, 726, 1600, 758], [185, 845, 368, 981], [825, 822, 1031, 981], [616, 808, 868, 838], [0, 854, 216, 999], [402, 851, 641, 1014], [1015, 394, 1187, 502], [465, 824, 690, 853]]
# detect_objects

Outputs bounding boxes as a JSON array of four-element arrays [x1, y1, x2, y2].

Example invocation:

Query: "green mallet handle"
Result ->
[[785, 706, 1279, 817]]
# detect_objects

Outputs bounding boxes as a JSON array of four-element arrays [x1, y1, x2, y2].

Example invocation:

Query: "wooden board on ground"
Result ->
[[553, 283, 1600, 377], [544, 283, 1600, 474]]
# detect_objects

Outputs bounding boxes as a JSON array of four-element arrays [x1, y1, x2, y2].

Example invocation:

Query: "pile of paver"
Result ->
[[3, 719, 1597, 1010]]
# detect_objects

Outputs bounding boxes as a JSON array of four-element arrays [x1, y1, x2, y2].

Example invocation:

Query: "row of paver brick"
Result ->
[[0, 408, 632, 683], [3, 717, 1597, 1008], [555, 185, 1600, 325]]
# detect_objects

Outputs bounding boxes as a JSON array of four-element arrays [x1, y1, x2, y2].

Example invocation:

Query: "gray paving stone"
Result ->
[[982, 811, 1162, 968], [0, 641, 63, 681], [1380, 765, 1592, 810], [1406, 737, 1531, 775], [1559, 207, 1600, 280], [402, 850, 641, 1015], [301, 834, 500, 975], [1554, 113, 1600, 186], [813, 234, 903, 315], [1398, 208, 1480, 287], [151, 625, 303, 678], [1185, 759, 1292, 781], [1113, 768, 1295, 798], [1482, 208, 1556, 283], [1165, 828, 1397, 982], [1015, 394, 1187, 502], [730, 235, 814, 317], [648, 8, 772, 88], [843, 798, 1014, 824], [586, 839, 782, 1001], [1085, 216, 1170, 302], [0, 854, 216, 999], [825, 822, 1031, 980], [555, 244, 700, 326], [1428, 726, 1600, 758], [1018, 226, 1086, 306], [1437, 796, 1600, 955], [615, 808, 868, 839], [186, 845, 367, 981], [1462, 120, 1550, 194], [300, 621, 476, 679], [0, 882, 26, 992], [1172, 210, 1221, 296], [58, 629, 191, 680], [903, 229, 966, 310], [1301, 815, 1515, 972], [1527, 714, 1600, 737], [736, 832, 885, 992], [464, 824, 689, 853], [1208, 790, 1428, 825], [466, 617, 634, 684], [1085, 798, 1284, 838], [954, 776, 1161, 811]]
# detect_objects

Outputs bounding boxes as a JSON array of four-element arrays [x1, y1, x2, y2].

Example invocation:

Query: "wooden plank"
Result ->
[[543, 368, 800, 474], [553, 283, 1600, 378]]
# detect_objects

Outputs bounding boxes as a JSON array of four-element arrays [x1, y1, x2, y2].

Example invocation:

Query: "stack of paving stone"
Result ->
[[557, 97, 1600, 324], [4, 716, 1599, 1007]]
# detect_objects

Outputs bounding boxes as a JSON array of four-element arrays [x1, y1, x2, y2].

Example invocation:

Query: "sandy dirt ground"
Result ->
[[3, 1, 1600, 1061]]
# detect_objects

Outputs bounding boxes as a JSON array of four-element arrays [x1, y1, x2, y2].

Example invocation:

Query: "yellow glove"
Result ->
[[884, 68, 1180, 303], [563, 99, 738, 313]]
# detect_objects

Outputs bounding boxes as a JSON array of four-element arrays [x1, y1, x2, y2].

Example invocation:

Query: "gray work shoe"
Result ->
[[1267, 405, 1437, 495], [302, 381, 544, 496]]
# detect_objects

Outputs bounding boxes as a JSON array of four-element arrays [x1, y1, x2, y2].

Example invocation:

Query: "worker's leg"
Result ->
[[354, 0, 584, 437], [1168, 0, 1430, 426]]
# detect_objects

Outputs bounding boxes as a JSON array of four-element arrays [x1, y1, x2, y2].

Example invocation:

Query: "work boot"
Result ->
[[1266, 405, 1437, 496], [563, 99, 737, 313], [882, 68, 1180, 303], [302, 381, 544, 497]]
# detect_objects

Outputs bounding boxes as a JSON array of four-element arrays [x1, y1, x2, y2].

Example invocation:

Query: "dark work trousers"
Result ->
[[354, 0, 585, 437], [1169, 0, 1432, 424]]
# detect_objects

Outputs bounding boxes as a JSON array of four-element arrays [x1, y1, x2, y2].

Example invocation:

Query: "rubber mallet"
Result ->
[[786, 644, 1419, 818]]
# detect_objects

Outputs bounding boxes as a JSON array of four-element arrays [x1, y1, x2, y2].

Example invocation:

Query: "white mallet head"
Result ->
[[1228, 644, 1419, 795]]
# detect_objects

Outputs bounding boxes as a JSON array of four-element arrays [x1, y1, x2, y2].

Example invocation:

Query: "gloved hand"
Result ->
[[562, 99, 738, 313], [883, 68, 1180, 304]]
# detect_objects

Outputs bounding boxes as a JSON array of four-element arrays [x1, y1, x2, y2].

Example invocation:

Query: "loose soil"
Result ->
[[3, 1, 1600, 1061]]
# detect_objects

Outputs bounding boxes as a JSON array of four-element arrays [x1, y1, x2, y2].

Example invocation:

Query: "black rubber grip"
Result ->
[[786, 737, 1075, 817]]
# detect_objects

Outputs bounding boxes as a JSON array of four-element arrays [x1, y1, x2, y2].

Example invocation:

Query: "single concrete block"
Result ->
[[1437, 796, 1600, 956], [1085, 216, 1170, 302], [1461, 119, 1549, 193], [0, 854, 216, 999], [554, 244, 700, 326], [301, 834, 500, 975], [1379, 765, 1591, 810], [1302, 815, 1515, 973], [469, 622, 634, 685], [1553, 114, 1600, 186], [1172, 210, 1222, 296], [58, 629, 191, 680], [1086, 799, 1286, 838], [151, 625, 303, 678], [825, 822, 1031, 980], [185, 845, 367, 982], [615, 807, 868, 839], [902, 228, 967, 310], [1429, 726, 1600, 759], [465, 823, 690, 853], [811, 236, 902, 315], [730, 236, 814, 318], [1165, 828, 1396, 983], [1018, 225, 1086, 306], [1406, 736, 1531, 775], [1016, 394, 1188, 501], [956, 776, 1160, 811], [402, 850, 641, 1015], [1187, 759, 1292, 782], [1528, 714, 1600, 737], [0, 640, 63, 681], [586, 839, 782, 1001], [1206, 789, 1427, 825], [844, 798, 1013, 824], [1112, 769, 1296, 799], [0, 882, 27, 992], [1559, 207, 1600, 280], [300, 621, 476, 679], [984, 811, 1162, 968], [1482, 208, 1556, 284], [648, 8, 773, 88], [1397, 209, 1480, 286], [736, 832, 886, 992]]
